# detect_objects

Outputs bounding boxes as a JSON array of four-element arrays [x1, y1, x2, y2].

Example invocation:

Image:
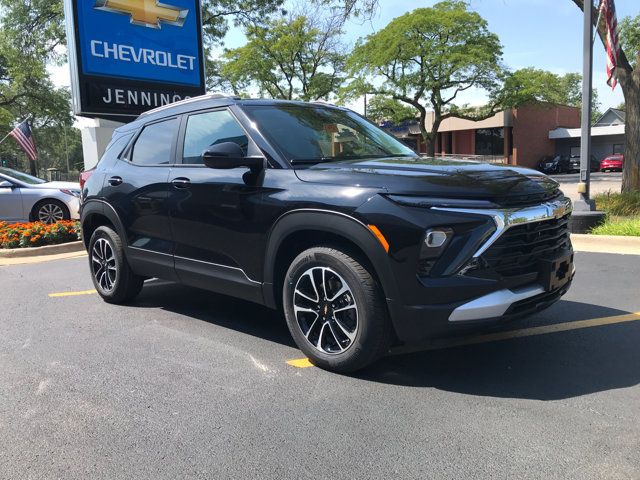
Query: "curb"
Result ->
[[0, 241, 85, 259], [571, 234, 640, 255]]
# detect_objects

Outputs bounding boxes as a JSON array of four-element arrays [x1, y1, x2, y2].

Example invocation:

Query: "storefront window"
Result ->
[[475, 128, 504, 156]]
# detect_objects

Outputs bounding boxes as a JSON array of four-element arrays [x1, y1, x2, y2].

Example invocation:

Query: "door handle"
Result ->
[[108, 176, 123, 186], [171, 177, 191, 189]]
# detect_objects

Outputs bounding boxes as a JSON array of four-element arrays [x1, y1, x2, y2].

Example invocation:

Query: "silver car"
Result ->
[[0, 167, 80, 223]]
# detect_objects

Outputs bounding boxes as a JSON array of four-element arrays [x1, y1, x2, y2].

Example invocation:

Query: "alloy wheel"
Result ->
[[293, 266, 358, 355], [92, 238, 117, 292], [38, 203, 64, 224]]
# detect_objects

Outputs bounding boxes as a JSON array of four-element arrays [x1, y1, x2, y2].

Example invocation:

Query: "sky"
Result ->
[[50, 0, 636, 119]]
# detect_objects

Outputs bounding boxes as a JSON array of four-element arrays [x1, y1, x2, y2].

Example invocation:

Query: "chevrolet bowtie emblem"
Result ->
[[95, 0, 188, 29]]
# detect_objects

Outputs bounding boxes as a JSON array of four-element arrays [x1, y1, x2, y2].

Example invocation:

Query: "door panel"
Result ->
[[167, 108, 268, 301], [0, 185, 25, 221], [167, 166, 266, 302], [102, 117, 179, 280]]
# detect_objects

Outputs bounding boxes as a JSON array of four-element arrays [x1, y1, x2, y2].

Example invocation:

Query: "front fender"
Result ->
[[261, 209, 399, 310]]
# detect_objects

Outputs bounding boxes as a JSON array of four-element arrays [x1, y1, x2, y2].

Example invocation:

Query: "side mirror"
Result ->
[[202, 142, 265, 172], [0, 180, 14, 189]]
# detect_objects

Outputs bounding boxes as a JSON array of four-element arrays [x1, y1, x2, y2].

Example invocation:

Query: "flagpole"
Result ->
[[0, 130, 13, 147]]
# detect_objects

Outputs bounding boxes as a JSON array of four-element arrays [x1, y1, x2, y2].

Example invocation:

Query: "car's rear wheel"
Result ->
[[33, 199, 69, 224], [283, 247, 392, 373], [88, 226, 143, 304]]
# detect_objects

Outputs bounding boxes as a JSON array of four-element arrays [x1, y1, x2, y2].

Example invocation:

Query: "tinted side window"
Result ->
[[99, 133, 132, 166], [182, 110, 248, 164], [131, 118, 178, 165]]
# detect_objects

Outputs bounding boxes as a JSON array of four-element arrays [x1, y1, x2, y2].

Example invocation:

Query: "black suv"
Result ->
[[81, 94, 574, 372]]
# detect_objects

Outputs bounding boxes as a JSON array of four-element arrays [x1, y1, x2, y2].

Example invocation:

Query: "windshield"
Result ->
[[0, 167, 46, 184], [242, 104, 418, 164]]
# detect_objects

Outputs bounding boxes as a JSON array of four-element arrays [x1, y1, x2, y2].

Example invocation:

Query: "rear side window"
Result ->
[[100, 133, 132, 165], [182, 110, 248, 164], [131, 118, 178, 165]]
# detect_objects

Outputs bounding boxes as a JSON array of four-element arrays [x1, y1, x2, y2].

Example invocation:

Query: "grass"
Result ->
[[590, 216, 640, 236], [594, 191, 640, 216]]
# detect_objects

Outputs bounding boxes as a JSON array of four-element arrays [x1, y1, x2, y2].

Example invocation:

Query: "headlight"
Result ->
[[60, 188, 81, 198], [386, 195, 497, 209]]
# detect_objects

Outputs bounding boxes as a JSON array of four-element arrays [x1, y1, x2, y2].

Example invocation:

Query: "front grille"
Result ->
[[481, 214, 571, 278]]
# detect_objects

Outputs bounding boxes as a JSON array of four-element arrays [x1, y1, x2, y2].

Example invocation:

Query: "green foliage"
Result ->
[[619, 14, 640, 69], [590, 216, 640, 236], [0, 0, 77, 172], [220, 14, 345, 100], [344, 1, 504, 152], [496, 68, 601, 122], [594, 191, 640, 217], [366, 96, 417, 123]]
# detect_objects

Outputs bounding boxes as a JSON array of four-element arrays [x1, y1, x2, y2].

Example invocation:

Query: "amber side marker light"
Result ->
[[367, 224, 390, 253]]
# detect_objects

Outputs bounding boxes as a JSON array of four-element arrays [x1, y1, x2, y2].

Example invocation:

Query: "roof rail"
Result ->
[[139, 93, 241, 117]]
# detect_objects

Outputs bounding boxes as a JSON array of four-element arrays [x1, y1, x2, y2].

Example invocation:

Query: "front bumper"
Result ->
[[64, 197, 81, 220], [385, 197, 574, 343], [388, 279, 572, 342]]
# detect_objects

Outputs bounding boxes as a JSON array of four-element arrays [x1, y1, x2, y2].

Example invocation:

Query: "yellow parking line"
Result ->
[[286, 358, 315, 368], [288, 311, 640, 367], [48, 289, 97, 298]]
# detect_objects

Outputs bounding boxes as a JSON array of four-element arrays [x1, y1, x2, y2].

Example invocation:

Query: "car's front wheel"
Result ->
[[33, 199, 69, 224], [88, 226, 143, 304], [283, 247, 392, 373]]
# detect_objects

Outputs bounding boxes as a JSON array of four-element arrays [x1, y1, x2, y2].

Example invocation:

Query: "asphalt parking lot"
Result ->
[[550, 171, 622, 201], [1, 251, 639, 479]]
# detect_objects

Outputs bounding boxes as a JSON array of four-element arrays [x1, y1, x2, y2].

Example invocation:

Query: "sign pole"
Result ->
[[576, 0, 596, 211]]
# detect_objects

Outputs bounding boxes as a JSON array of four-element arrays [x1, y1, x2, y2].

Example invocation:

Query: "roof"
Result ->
[[593, 107, 626, 126], [549, 124, 625, 139]]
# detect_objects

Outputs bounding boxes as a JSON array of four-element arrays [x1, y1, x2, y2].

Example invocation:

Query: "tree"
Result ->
[[497, 68, 602, 123], [571, 1, 640, 192], [344, 1, 504, 156], [0, 0, 74, 175], [365, 95, 417, 123], [220, 13, 346, 100]]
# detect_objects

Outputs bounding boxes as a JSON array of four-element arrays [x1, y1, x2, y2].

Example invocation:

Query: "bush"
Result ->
[[590, 216, 640, 236], [0, 221, 81, 249], [594, 191, 640, 216]]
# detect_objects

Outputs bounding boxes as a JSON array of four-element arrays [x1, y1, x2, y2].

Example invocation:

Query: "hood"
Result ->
[[294, 157, 560, 203], [31, 181, 81, 190]]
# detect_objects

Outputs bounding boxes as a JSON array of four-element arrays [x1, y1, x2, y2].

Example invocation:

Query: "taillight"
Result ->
[[79, 169, 94, 189]]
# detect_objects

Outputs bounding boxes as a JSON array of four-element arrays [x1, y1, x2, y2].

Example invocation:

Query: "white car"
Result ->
[[0, 167, 80, 223]]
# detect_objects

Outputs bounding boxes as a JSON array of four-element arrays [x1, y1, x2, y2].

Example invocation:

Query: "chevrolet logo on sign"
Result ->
[[95, 0, 188, 29]]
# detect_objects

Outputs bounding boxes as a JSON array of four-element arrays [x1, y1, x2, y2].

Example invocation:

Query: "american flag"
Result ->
[[9, 119, 37, 161], [600, 0, 620, 90]]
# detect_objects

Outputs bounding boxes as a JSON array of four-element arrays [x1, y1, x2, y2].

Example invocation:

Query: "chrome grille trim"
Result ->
[[433, 197, 572, 258]]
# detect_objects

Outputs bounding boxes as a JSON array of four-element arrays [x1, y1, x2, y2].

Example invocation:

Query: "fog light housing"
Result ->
[[418, 228, 453, 276], [425, 230, 449, 248]]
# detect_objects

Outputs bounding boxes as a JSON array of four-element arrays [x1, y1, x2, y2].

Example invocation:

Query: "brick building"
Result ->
[[389, 104, 581, 169]]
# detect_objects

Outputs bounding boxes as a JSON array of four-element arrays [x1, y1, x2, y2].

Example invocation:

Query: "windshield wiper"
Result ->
[[290, 157, 337, 165]]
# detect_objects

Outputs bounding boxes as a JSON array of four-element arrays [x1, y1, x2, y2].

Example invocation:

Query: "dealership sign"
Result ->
[[64, 0, 205, 119]]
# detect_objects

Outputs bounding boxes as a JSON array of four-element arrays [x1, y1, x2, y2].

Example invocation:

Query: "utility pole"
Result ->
[[571, 0, 606, 233], [64, 126, 70, 173], [576, 0, 595, 211]]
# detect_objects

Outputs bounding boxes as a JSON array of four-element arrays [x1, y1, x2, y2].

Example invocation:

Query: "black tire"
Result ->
[[88, 226, 143, 304], [282, 247, 392, 373], [33, 199, 70, 224]]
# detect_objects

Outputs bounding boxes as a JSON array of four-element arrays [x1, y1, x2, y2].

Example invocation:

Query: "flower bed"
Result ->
[[0, 221, 81, 249]]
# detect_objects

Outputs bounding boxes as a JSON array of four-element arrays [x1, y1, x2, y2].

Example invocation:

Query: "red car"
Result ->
[[600, 154, 624, 172]]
